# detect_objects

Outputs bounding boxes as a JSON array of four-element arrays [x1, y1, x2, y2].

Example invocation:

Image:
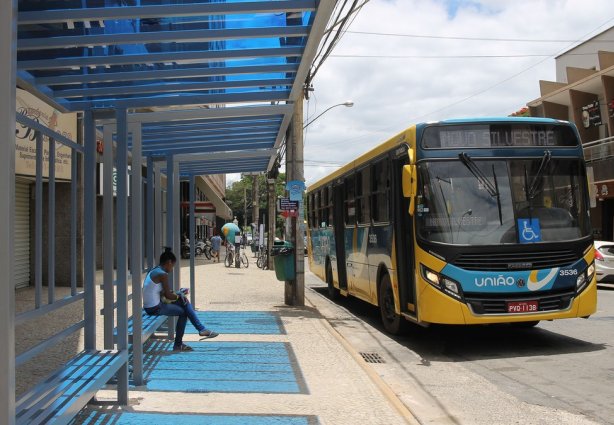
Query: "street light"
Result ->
[[303, 101, 354, 129]]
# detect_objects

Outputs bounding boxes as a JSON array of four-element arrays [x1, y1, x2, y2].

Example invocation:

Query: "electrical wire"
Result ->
[[330, 53, 599, 59], [344, 30, 614, 43]]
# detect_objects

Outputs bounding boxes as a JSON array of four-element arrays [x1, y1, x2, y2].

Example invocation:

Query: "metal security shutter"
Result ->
[[15, 179, 31, 289]]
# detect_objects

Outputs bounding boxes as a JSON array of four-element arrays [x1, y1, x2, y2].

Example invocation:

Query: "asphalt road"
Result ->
[[305, 268, 614, 425]]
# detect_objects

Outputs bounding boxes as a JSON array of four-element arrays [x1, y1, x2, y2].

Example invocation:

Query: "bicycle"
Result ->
[[224, 244, 234, 268], [256, 245, 269, 269], [240, 250, 249, 268], [224, 244, 249, 268]]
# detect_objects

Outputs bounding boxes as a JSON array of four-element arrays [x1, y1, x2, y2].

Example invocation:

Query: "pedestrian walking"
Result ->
[[143, 248, 219, 351], [211, 231, 222, 263]]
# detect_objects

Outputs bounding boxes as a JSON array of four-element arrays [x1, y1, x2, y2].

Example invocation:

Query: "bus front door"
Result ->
[[333, 183, 348, 291], [392, 155, 416, 319]]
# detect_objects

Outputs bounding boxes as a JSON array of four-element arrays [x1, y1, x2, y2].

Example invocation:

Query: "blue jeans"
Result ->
[[145, 300, 207, 348]]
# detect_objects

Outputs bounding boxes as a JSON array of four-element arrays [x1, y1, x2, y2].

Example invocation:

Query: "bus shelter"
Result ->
[[0, 1, 335, 423]]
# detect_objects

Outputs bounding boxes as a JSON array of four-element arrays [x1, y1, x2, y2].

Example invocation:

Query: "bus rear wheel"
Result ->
[[326, 262, 339, 300], [379, 274, 406, 335]]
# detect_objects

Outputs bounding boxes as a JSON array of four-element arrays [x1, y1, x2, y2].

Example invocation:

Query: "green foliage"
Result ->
[[224, 173, 287, 235]]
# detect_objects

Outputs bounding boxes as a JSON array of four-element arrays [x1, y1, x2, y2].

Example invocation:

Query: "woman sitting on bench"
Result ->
[[143, 248, 219, 351]]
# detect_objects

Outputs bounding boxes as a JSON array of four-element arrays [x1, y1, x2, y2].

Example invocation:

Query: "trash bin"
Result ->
[[271, 240, 295, 281]]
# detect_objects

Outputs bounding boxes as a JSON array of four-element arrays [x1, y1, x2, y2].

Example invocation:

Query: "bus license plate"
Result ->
[[507, 300, 538, 313]]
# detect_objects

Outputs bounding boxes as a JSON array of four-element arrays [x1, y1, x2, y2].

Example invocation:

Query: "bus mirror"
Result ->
[[408, 148, 415, 164], [403, 164, 417, 215], [402, 165, 416, 198]]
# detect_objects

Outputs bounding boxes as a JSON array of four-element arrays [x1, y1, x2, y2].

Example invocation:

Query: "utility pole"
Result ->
[[267, 177, 276, 270], [252, 175, 259, 232], [284, 100, 304, 306], [243, 186, 247, 232]]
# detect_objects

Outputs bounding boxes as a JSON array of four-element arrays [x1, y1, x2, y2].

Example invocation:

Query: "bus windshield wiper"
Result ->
[[458, 152, 503, 225], [526, 150, 552, 200], [435, 176, 454, 239]]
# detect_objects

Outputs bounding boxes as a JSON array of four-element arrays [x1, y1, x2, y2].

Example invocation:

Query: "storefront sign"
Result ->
[[594, 181, 614, 200], [581, 101, 602, 128], [15, 89, 77, 180]]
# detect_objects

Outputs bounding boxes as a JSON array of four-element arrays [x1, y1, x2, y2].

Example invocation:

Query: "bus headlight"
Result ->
[[576, 262, 595, 293], [421, 265, 463, 300], [587, 262, 595, 282]]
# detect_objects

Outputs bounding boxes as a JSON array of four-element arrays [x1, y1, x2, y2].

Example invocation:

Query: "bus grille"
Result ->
[[451, 250, 578, 271], [464, 291, 574, 315]]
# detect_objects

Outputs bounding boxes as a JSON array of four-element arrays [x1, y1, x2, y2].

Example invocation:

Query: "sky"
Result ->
[[228, 0, 614, 187]]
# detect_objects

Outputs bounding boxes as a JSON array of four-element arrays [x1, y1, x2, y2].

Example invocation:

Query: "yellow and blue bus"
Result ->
[[306, 117, 597, 333]]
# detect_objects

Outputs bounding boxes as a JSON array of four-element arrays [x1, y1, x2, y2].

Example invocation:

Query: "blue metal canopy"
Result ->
[[16, 0, 334, 175]]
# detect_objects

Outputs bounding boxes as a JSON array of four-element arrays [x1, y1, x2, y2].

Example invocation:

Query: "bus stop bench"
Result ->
[[112, 310, 168, 344], [134, 310, 168, 343], [16, 349, 128, 425]]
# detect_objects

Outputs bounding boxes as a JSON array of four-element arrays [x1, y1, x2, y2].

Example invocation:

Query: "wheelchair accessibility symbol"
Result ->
[[518, 218, 541, 243]]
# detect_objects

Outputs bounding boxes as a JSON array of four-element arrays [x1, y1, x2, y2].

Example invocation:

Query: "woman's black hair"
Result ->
[[159, 247, 176, 265]]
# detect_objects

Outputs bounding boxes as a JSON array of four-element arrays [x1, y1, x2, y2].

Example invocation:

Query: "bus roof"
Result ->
[[307, 117, 574, 192], [307, 125, 416, 192]]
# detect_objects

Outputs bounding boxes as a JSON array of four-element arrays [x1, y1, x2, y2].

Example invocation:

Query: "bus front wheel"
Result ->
[[379, 274, 406, 335]]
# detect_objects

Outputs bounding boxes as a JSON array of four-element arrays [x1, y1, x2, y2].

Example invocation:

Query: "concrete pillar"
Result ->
[[267, 178, 276, 270], [0, 1, 17, 422], [284, 101, 305, 306]]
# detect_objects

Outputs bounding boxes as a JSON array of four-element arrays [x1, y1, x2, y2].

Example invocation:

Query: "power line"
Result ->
[[330, 53, 598, 59], [345, 30, 614, 43], [314, 15, 614, 147]]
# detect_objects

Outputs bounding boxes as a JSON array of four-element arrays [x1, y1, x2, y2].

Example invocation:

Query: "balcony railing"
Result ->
[[583, 136, 614, 163]]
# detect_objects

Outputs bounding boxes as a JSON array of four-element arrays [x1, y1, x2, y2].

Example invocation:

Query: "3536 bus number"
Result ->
[[507, 300, 538, 313]]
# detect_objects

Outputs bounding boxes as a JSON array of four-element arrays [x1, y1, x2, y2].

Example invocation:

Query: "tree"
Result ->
[[225, 172, 287, 236]]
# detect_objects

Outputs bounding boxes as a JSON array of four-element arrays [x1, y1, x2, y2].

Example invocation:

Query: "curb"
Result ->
[[305, 293, 421, 425]]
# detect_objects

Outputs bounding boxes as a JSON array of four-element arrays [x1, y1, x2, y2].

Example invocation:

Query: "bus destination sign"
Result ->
[[422, 124, 578, 149]]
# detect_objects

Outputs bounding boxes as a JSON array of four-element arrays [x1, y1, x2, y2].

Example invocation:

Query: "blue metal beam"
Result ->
[[143, 142, 274, 155], [18, 47, 303, 70], [18, 26, 310, 51], [128, 104, 292, 124], [18, 0, 316, 24], [148, 138, 276, 149], [143, 116, 284, 129], [34, 64, 299, 86], [142, 131, 278, 144], [53, 78, 293, 98], [143, 123, 280, 135], [64, 90, 291, 111]]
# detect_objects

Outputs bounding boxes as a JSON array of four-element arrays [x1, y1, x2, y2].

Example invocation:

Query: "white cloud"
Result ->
[[303, 0, 614, 185]]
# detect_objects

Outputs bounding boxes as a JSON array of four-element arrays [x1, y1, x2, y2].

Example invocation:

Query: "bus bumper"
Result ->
[[417, 277, 598, 325]]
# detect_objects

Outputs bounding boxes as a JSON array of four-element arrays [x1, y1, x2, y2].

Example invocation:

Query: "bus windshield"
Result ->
[[415, 157, 591, 245]]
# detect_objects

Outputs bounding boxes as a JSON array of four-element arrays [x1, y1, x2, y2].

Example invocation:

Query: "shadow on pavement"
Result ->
[[310, 286, 607, 363]]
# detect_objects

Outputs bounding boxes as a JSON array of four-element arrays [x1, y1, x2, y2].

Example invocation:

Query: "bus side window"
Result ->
[[371, 159, 389, 222], [307, 193, 313, 228], [321, 186, 329, 227], [345, 175, 356, 225], [327, 185, 333, 226], [314, 191, 321, 229], [356, 167, 370, 224]]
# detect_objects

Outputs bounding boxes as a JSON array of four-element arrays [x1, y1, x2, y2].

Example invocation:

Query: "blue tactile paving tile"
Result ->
[[74, 411, 318, 425], [143, 341, 307, 394], [184, 311, 284, 335]]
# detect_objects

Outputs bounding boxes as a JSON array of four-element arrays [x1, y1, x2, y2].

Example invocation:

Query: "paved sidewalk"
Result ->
[[73, 257, 414, 425]]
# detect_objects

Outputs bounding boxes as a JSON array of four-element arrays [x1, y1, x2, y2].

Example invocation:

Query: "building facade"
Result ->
[[526, 27, 614, 240]]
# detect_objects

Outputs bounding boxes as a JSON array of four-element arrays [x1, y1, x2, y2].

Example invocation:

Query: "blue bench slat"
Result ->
[[114, 311, 167, 343], [16, 350, 128, 425]]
